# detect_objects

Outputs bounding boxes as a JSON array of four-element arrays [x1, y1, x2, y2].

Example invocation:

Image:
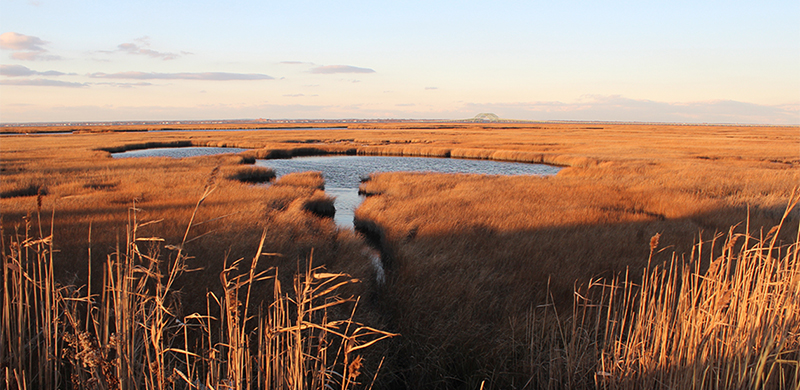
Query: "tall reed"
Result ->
[[1, 186, 393, 389], [520, 193, 800, 389], [3, 179, 797, 389]]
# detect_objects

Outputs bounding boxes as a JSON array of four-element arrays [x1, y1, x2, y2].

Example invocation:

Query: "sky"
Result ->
[[1, 0, 798, 124]]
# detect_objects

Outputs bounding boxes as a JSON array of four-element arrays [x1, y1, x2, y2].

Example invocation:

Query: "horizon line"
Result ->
[[1, 117, 798, 128]]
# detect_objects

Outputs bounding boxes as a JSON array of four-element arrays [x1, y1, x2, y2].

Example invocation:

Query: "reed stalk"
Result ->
[[520, 191, 800, 389], [1, 185, 393, 389]]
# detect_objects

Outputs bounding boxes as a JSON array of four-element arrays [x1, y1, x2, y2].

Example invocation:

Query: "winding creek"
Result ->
[[112, 147, 562, 227]]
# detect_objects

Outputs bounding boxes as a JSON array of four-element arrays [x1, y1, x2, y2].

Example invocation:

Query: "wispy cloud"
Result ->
[[0, 32, 47, 51], [93, 82, 154, 88], [88, 71, 274, 80], [425, 86, 438, 90], [9, 51, 61, 61], [0, 78, 87, 87], [111, 37, 187, 60], [310, 65, 375, 74], [282, 93, 318, 97], [2, 102, 337, 122], [280, 61, 314, 65], [0, 64, 71, 77], [0, 32, 62, 61]]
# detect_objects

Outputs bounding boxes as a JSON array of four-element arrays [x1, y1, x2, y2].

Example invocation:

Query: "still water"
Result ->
[[150, 127, 348, 133], [112, 148, 561, 227], [111, 147, 248, 158], [257, 156, 561, 227]]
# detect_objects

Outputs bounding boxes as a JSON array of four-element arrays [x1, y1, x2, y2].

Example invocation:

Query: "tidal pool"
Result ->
[[113, 147, 561, 227], [150, 127, 347, 132], [111, 147, 248, 158], [256, 155, 561, 227]]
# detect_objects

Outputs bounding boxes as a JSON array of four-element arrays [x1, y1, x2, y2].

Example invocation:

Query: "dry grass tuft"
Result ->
[[274, 171, 326, 190], [0, 182, 47, 199], [292, 192, 336, 219], [227, 166, 276, 183]]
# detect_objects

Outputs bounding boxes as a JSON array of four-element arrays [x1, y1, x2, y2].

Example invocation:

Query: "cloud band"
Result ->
[[88, 71, 274, 80], [310, 65, 375, 74]]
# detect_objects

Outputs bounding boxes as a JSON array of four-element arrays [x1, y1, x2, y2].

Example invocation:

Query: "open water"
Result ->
[[257, 155, 561, 227]]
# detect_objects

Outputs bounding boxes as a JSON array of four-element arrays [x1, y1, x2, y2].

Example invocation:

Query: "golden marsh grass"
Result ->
[[1, 122, 798, 388]]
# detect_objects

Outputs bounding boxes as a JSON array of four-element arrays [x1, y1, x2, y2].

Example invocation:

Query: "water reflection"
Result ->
[[150, 127, 348, 132], [111, 147, 248, 158]]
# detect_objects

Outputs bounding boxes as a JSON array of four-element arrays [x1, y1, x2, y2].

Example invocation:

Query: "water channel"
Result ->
[[257, 155, 561, 226], [112, 147, 562, 227]]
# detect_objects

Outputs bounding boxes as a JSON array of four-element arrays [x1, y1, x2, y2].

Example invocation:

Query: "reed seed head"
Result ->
[[36, 187, 44, 211], [650, 233, 661, 251], [348, 354, 364, 381]]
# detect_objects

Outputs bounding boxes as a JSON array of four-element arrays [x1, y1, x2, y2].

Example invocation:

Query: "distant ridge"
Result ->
[[457, 113, 529, 123], [466, 113, 501, 122]]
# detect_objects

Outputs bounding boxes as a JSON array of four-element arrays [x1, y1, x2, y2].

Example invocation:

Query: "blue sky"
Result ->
[[1, 0, 798, 124]]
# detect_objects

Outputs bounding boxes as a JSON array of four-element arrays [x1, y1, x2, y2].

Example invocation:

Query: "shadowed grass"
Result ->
[[355, 172, 798, 388], [531, 193, 800, 389], [1, 194, 394, 389], [227, 166, 276, 184], [2, 194, 796, 389], [0, 182, 46, 199]]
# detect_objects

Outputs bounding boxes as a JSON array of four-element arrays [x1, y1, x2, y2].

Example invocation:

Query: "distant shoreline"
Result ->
[[2, 118, 796, 134]]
